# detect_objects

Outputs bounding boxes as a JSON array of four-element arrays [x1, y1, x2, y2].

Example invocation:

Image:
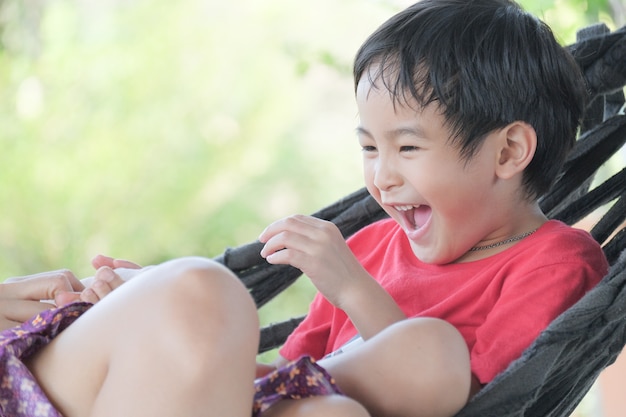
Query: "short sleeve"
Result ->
[[278, 292, 334, 361]]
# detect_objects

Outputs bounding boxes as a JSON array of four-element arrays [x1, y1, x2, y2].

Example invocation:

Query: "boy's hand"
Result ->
[[0, 270, 85, 331], [260, 215, 407, 339], [259, 215, 369, 308]]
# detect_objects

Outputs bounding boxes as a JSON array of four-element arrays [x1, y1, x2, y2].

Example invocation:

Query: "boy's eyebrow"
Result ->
[[355, 125, 428, 139]]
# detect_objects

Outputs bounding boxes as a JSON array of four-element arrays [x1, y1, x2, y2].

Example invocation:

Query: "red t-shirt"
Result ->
[[279, 219, 608, 384]]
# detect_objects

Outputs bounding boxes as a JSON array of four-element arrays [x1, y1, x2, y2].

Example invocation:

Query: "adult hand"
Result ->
[[0, 270, 85, 331], [91, 254, 142, 270], [79, 266, 127, 304], [81, 254, 148, 302]]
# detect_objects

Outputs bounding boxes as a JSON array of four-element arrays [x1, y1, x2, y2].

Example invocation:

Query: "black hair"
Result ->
[[353, 0, 587, 199]]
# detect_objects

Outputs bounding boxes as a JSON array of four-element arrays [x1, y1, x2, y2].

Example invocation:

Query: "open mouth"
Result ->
[[394, 204, 432, 231]]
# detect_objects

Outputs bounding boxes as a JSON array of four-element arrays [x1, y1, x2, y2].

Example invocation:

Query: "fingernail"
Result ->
[[97, 267, 115, 283]]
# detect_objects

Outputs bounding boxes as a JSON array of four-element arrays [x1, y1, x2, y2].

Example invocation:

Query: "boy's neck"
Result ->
[[454, 203, 548, 263]]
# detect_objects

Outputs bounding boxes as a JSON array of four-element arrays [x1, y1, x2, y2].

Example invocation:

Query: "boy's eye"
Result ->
[[400, 145, 420, 152], [361, 145, 377, 152]]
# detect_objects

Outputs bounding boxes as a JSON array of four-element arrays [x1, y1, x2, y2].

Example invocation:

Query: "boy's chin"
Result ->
[[408, 241, 460, 265]]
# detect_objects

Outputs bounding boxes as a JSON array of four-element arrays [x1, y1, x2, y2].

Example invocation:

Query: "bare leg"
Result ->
[[263, 395, 370, 417], [319, 317, 471, 417], [26, 257, 259, 417]]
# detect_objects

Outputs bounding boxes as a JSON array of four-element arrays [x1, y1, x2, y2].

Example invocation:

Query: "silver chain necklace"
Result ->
[[469, 229, 538, 252]]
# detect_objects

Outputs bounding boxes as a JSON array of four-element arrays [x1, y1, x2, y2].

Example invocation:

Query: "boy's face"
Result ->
[[356, 75, 503, 264]]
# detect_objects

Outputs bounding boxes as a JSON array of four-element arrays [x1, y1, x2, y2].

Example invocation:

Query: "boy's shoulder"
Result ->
[[505, 220, 608, 273], [530, 220, 602, 251]]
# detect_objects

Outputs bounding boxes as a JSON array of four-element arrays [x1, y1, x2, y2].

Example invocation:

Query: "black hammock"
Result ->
[[213, 23, 626, 417]]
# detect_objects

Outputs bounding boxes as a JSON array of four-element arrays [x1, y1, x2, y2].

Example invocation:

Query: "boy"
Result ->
[[256, 0, 608, 415]]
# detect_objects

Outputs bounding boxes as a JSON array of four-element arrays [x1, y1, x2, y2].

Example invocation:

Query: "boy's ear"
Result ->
[[495, 122, 537, 180]]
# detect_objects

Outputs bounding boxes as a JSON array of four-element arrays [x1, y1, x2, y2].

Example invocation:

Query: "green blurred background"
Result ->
[[0, 0, 623, 330]]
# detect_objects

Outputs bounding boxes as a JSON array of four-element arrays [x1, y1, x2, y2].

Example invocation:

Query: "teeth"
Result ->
[[394, 205, 417, 211]]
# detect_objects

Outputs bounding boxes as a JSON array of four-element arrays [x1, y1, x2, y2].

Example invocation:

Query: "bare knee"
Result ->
[[149, 257, 259, 344], [377, 318, 471, 416], [124, 257, 260, 375], [105, 257, 259, 413], [138, 257, 255, 317], [327, 317, 471, 417], [152, 256, 245, 294]]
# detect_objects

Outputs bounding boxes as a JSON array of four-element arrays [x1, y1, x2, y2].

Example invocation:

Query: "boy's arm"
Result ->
[[259, 215, 406, 340], [335, 269, 407, 340]]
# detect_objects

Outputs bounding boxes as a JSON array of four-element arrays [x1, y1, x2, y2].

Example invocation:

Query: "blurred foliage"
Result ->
[[522, 0, 620, 42], [0, 0, 621, 339]]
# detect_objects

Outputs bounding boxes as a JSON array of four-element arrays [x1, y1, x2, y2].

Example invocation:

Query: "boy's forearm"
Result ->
[[341, 276, 407, 340]]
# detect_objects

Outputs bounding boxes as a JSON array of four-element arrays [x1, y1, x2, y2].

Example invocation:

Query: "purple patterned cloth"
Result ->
[[252, 355, 343, 416], [0, 302, 92, 417]]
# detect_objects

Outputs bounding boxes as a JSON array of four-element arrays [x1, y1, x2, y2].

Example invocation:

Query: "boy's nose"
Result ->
[[373, 158, 402, 191]]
